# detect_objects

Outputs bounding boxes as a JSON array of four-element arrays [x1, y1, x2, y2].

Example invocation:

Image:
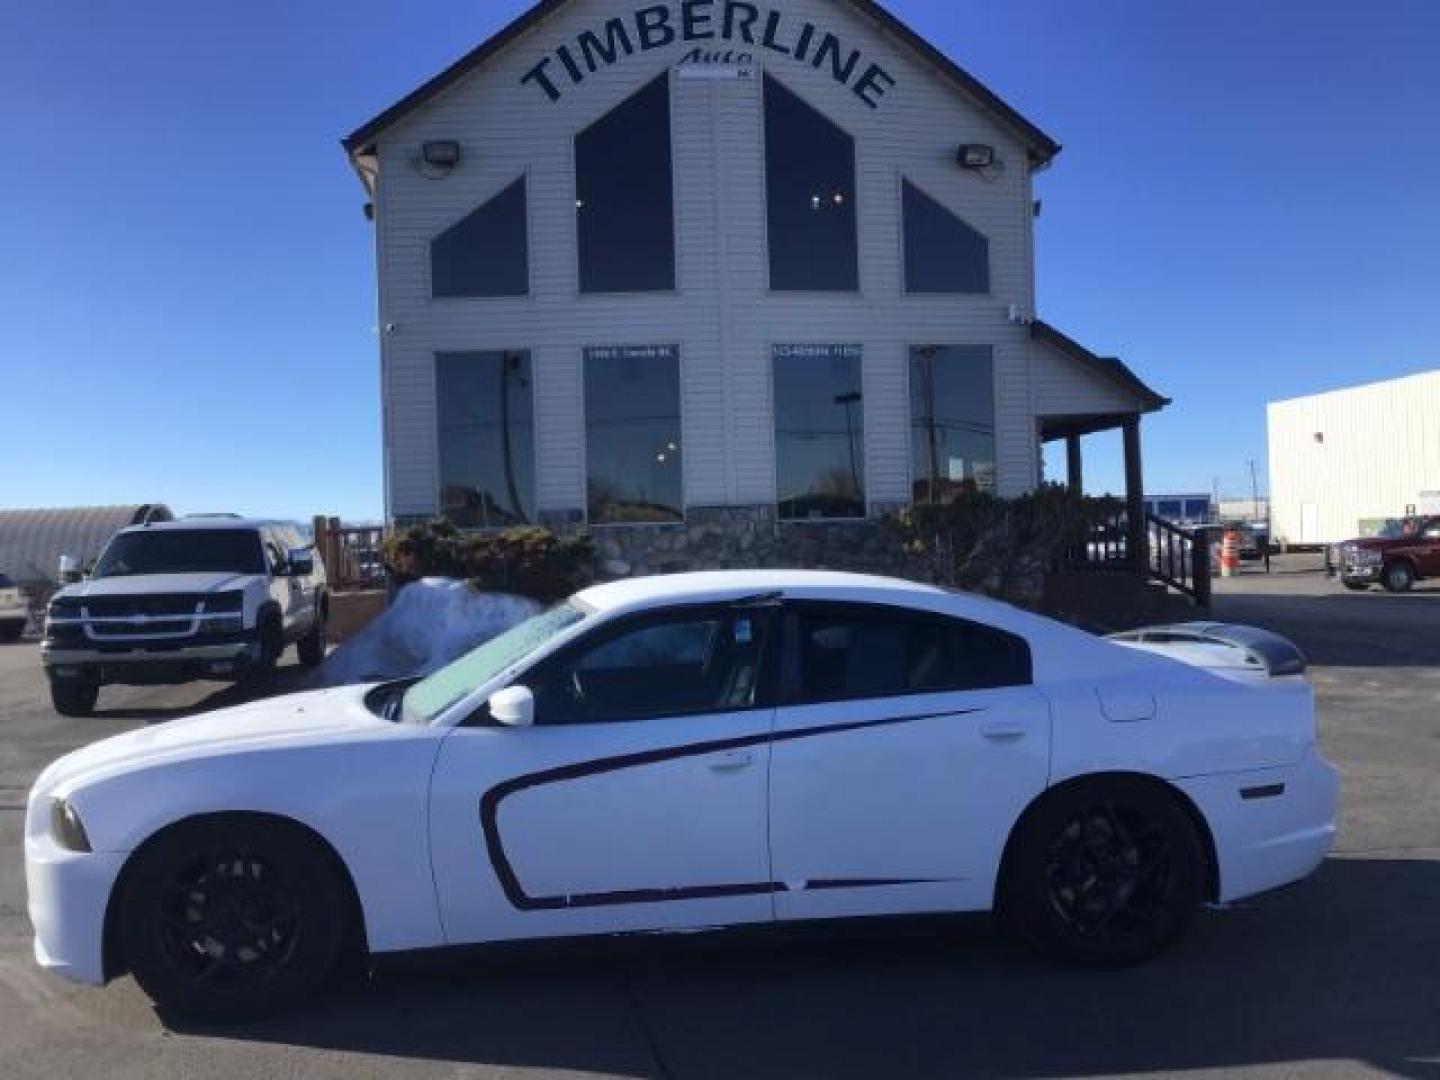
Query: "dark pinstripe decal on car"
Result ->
[[478, 708, 982, 911]]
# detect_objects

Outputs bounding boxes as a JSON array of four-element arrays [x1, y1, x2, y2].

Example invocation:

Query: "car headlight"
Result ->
[[50, 798, 91, 853]]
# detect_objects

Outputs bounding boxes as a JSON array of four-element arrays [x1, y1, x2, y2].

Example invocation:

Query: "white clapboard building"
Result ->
[[344, 0, 1167, 570]]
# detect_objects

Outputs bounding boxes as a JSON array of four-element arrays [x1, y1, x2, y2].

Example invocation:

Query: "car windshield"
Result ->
[[400, 601, 590, 725], [92, 530, 266, 578], [1375, 520, 1412, 539]]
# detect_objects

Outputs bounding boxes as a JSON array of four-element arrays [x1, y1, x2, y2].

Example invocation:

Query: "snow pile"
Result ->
[[318, 578, 538, 686]]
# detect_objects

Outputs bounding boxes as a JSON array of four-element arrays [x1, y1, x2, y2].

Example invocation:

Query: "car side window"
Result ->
[[791, 605, 1032, 705], [529, 609, 774, 725]]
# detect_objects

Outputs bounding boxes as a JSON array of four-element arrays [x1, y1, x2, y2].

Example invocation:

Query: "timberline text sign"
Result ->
[[522, 2, 897, 109]]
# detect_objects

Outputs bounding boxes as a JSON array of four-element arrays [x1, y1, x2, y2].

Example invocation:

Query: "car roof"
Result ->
[[575, 570, 1014, 620], [113, 518, 296, 535]]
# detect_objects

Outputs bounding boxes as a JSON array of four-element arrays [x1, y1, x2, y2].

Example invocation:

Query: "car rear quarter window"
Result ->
[[790, 604, 1032, 704]]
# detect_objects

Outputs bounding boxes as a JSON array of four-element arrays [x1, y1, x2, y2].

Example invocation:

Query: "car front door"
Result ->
[[429, 603, 780, 945], [768, 602, 1052, 921]]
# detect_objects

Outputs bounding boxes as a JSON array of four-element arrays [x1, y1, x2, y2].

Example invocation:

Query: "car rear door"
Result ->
[[768, 601, 1051, 921], [429, 603, 780, 945]]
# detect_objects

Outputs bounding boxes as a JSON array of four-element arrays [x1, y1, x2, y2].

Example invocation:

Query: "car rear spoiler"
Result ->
[[1107, 622, 1308, 678]]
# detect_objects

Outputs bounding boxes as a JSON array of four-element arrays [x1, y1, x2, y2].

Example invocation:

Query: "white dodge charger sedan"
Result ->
[[25, 571, 1338, 1018]]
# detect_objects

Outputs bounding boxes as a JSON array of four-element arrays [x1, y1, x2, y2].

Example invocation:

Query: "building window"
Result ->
[[774, 345, 865, 520], [764, 75, 858, 292], [436, 351, 535, 526], [584, 346, 683, 524], [431, 178, 529, 298], [576, 74, 675, 293], [910, 345, 995, 502], [902, 179, 990, 294]]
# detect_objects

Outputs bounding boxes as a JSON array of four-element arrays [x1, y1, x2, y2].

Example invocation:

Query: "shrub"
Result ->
[[383, 521, 594, 603], [896, 485, 1123, 601]]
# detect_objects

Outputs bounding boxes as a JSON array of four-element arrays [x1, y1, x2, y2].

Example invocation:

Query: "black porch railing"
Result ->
[[1066, 510, 1212, 607]]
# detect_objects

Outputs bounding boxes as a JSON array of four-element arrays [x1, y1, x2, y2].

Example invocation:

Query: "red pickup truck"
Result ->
[[1336, 516, 1440, 592]]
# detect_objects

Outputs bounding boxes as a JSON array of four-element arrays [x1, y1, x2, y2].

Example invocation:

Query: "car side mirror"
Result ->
[[489, 685, 535, 728], [286, 547, 315, 577]]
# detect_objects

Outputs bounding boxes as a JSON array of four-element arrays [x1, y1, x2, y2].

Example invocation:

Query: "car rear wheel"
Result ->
[[1382, 561, 1416, 593], [50, 678, 99, 717], [1001, 777, 1205, 968], [119, 816, 346, 1020]]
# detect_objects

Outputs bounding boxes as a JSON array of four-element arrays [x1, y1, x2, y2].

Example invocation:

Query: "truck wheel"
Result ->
[[297, 607, 326, 669], [1383, 561, 1415, 593], [51, 679, 99, 717], [244, 613, 284, 688]]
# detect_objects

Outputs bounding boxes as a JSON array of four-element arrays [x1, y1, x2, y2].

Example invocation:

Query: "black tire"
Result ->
[[1382, 561, 1416, 593], [1343, 582, 1371, 592], [244, 612, 284, 688], [1000, 777, 1205, 968], [50, 678, 99, 717], [296, 605, 326, 669], [119, 816, 347, 1020]]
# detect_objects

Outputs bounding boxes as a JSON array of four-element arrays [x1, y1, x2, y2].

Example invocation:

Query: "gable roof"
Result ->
[[342, 0, 1061, 166], [1031, 320, 1170, 413]]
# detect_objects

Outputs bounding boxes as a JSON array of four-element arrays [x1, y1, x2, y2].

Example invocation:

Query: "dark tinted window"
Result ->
[[437, 351, 535, 527], [793, 606, 1032, 704], [431, 178, 529, 298], [1157, 500, 1183, 520], [585, 346, 683, 524], [532, 610, 774, 724], [92, 531, 265, 578], [764, 75, 858, 292], [902, 179, 989, 294], [774, 345, 864, 520], [910, 346, 995, 502], [1184, 499, 1211, 521], [576, 74, 675, 293]]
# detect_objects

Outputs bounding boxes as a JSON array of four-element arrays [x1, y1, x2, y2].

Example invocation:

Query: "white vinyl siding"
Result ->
[[372, 0, 1047, 518]]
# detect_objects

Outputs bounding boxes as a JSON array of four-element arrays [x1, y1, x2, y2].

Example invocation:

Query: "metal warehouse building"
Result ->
[[0, 505, 173, 586], [344, 0, 1167, 571], [1268, 371, 1440, 546]]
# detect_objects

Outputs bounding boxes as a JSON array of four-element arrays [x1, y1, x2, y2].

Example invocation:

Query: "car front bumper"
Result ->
[[1339, 564, 1382, 583], [42, 632, 261, 685], [25, 832, 127, 987], [1177, 746, 1340, 904]]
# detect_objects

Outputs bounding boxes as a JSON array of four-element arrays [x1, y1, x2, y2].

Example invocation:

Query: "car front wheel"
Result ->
[[50, 678, 99, 717], [1001, 777, 1205, 968], [1382, 561, 1416, 593], [119, 816, 347, 1020]]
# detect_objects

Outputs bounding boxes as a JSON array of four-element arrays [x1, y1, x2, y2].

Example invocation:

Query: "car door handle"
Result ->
[[980, 721, 1027, 742], [709, 750, 756, 773]]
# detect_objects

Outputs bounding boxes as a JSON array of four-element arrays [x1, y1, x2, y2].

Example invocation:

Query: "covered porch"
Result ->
[[1030, 322, 1208, 605]]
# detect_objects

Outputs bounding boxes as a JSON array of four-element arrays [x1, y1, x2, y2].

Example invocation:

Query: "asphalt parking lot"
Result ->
[[1, 560, 1437, 1079]]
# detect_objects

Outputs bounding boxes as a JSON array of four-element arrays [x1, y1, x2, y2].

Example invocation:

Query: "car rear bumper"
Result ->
[[25, 834, 127, 987], [1177, 746, 1339, 904]]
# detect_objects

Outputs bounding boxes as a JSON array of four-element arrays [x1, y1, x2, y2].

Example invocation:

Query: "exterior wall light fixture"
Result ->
[[957, 144, 996, 169]]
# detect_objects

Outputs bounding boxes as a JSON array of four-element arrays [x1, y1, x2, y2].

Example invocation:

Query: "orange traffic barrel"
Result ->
[[1220, 530, 1240, 578]]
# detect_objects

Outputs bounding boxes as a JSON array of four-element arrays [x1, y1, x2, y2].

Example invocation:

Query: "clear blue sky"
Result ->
[[3, 0, 1437, 518]]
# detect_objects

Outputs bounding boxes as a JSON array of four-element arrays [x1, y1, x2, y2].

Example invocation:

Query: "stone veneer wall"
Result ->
[[541, 504, 928, 583]]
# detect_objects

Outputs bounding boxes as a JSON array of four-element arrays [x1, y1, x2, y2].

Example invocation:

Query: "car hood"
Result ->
[[57, 572, 264, 599], [33, 685, 387, 798]]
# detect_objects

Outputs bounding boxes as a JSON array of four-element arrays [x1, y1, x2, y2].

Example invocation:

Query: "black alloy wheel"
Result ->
[[121, 817, 346, 1019], [1003, 778, 1204, 967]]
